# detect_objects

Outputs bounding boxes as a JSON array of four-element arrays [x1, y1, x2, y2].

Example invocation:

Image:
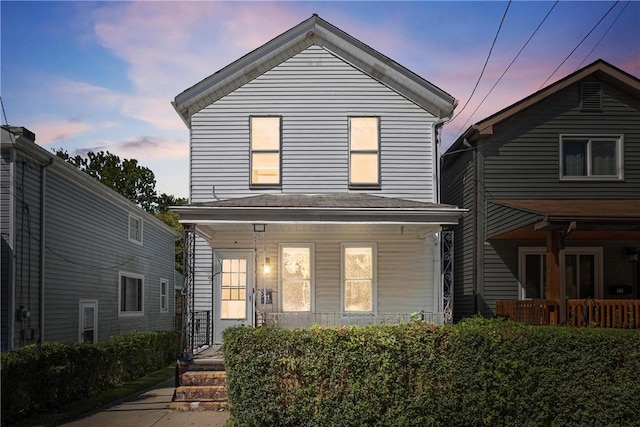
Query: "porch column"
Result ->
[[545, 230, 562, 324]]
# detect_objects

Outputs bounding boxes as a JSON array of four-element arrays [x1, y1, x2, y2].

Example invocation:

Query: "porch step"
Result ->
[[171, 367, 229, 411]]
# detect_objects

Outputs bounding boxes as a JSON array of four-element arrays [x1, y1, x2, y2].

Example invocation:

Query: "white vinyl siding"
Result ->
[[191, 225, 439, 316], [190, 45, 437, 203]]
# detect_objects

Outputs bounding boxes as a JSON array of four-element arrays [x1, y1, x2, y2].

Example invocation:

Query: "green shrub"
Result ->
[[223, 320, 640, 427], [0, 331, 180, 425]]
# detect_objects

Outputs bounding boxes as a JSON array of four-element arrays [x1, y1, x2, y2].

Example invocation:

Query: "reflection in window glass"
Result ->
[[344, 246, 373, 312], [281, 246, 311, 312]]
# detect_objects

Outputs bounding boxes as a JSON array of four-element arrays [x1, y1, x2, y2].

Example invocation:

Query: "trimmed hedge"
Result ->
[[1, 331, 180, 425], [223, 319, 640, 427]]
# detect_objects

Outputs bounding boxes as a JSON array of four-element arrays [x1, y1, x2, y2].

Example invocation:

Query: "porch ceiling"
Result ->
[[489, 199, 640, 240]]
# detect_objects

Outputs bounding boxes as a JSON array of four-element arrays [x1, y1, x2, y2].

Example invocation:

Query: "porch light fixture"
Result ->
[[263, 257, 271, 274], [626, 247, 638, 263]]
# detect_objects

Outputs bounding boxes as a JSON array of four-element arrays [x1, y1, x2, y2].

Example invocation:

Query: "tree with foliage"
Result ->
[[55, 149, 158, 212], [55, 149, 188, 272]]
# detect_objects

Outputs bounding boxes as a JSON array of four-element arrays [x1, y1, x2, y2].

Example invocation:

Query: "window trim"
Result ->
[[348, 116, 381, 189], [160, 278, 169, 313], [78, 299, 98, 344], [559, 134, 623, 181], [118, 271, 144, 317], [341, 242, 377, 313], [128, 213, 143, 245], [518, 247, 603, 300], [278, 243, 315, 313], [250, 115, 282, 188]]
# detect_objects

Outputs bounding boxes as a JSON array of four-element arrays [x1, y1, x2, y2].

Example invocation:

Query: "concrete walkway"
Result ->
[[60, 377, 230, 427]]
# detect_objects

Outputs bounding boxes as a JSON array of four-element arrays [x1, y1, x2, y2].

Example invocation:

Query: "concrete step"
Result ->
[[180, 370, 227, 387], [169, 401, 229, 411], [174, 385, 227, 402]]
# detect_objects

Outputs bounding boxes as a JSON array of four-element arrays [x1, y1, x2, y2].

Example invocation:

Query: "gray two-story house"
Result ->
[[441, 60, 640, 324], [172, 15, 465, 346], [1, 126, 180, 350]]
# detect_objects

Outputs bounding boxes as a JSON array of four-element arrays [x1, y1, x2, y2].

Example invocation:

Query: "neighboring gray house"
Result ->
[[1, 126, 180, 350], [172, 15, 465, 346], [441, 60, 640, 323]]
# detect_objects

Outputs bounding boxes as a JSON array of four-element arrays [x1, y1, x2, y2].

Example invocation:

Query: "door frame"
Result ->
[[79, 299, 98, 343], [212, 249, 254, 344]]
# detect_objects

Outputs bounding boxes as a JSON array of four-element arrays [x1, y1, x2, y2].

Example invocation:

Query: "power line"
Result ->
[[449, 0, 512, 124], [452, 1, 559, 141], [575, 1, 630, 70], [538, 0, 620, 90]]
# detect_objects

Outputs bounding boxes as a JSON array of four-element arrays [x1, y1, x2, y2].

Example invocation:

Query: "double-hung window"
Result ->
[[349, 117, 380, 187], [280, 244, 314, 312], [119, 272, 144, 316], [160, 278, 169, 313], [128, 214, 143, 244], [560, 135, 623, 180], [342, 243, 376, 312], [250, 116, 281, 186]]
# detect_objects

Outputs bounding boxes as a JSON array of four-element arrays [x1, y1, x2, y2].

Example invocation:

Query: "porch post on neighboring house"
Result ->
[[545, 230, 562, 324], [181, 224, 196, 355]]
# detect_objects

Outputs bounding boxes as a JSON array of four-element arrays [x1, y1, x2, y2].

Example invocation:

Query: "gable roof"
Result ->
[[173, 14, 457, 123], [445, 59, 640, 157], [1, 126, 180, 238]]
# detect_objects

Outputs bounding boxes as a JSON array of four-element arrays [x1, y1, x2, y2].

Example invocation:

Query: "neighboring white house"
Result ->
[[172, 14, 464, 345], [1, 126, 180, 350]]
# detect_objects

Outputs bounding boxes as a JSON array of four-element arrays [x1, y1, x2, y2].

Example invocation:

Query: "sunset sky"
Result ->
[[2, 1, 638, 198]]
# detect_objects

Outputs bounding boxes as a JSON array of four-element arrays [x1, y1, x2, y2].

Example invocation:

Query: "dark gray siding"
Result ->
[[12, 153, 42, 348], [445, 75, 640, 319], [1, 149, 12, 350], [441, 150, 475, 320], [481, 78, 640, 200], [43, 170, 176, 343]]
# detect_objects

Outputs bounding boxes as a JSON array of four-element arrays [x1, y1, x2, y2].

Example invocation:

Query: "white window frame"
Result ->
[[160, 278, 169, 313], [78, 299, 98, 344], [349, 116, 380, 188], [279, 243, 315, 312], [128, 213, 143, 244], [518, 247, 603, 300], [119, 271, 144, 317], [250, 116, 281, 187], [341, 243, 377, 313], [559, 134, 623, 181]]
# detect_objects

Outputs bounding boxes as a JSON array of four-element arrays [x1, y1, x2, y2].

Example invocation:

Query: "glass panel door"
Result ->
[[214, 250, 253, 344], [565, 254, 596, 299], [79, 300, 97, 343]]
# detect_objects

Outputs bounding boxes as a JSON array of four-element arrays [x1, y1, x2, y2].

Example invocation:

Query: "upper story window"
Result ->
[[560, 135, 623, 180], [280, 244, 314, 312], [349, 117, 380, 187], [250, 116, 281, 186], [128, 213, 143, 244]]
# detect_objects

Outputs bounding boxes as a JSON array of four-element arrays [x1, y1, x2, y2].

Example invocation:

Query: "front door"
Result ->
[[213, 250, 254, 344]]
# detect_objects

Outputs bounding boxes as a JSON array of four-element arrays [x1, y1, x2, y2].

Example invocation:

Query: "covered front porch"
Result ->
[[173, 193, 463, 350], [490, 199, 640, 327]]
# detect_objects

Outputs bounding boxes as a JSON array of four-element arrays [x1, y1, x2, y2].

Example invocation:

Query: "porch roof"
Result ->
[[488, 199, 640, 240], [172, 193, 465, 225]]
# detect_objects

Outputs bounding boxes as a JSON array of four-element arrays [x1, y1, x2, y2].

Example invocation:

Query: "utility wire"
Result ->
[[575, 1, 630, 70], [0, 96, 9, 126], [452, 1, 559, 140], [449, 1, 512, 124], [538, 0, 620, 90]]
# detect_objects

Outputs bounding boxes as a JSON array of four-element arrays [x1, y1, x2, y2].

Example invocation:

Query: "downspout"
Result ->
[[39, 158, 54, 344], [432, 117, 448, 317], [9, 148, 16, 349]]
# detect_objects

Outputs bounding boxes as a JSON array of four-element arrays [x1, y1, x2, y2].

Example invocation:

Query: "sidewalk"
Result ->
[[60, 377, 230, 427]]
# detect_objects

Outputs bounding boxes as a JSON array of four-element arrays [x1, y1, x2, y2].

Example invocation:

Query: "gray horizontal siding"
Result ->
[[1, 149, 12, 350], [481, 78, 640, 199], [191, 45, 437, 203], [486, 202, 540, 239], [43, 170, 176, 344]]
